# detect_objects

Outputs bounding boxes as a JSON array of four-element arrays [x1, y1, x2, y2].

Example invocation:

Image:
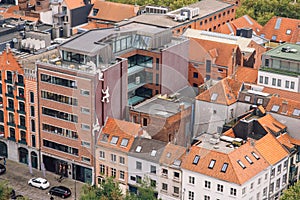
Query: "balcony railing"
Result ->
[[8, 137, 16, 142], [17, 110, 26, 115], [18, 125, 27, 130], [6, 107, 15, 112], [18, 139, 27, 145], [16, 82, 25, 87], [5, 93, 14, 98], [7, 122, 16, 127]]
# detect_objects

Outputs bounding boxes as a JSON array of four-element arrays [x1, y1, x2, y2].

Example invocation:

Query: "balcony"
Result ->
[[18, 125, 27, 130], [18, 139, 27, 145], [7, 122, 16, 127], [17, 94, 25, 101], [5, 79, 12, 84], [17, 110, 26, 115], [128, 81, 146, 93], [16, 82, 25, 87], [8, 137, 16, 142], [5, 93, 14, 98], [128, 65, 144, 76], [6, 107, 15, 112]]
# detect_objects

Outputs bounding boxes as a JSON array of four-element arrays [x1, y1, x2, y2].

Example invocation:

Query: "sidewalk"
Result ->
[[0, 159, 84, 200]]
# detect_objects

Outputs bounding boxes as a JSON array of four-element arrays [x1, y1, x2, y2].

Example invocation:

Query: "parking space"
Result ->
[[0, 159, 83, 200]]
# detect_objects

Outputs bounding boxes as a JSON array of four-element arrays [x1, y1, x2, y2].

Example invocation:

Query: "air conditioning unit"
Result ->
[[136, 76, 140, 84]]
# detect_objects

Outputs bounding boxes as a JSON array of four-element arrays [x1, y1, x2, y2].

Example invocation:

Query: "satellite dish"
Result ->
[[12, 38, 17, 43]]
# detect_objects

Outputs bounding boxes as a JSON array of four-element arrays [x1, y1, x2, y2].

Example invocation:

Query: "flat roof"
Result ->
[[264, 43, 300, 62], [128, 0, 233, 28]]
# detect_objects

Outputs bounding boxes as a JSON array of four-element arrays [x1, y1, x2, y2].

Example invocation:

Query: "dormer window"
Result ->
[[92, 8, 99, 16], [120, 138, 129, 147], [110, 136, 119, 145], [150, 150, 157, 157], [286, 29, 291, 35], [101, 134, 109, 142]]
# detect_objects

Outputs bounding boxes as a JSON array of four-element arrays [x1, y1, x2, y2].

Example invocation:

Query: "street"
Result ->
[[0, 159, 84, 200]]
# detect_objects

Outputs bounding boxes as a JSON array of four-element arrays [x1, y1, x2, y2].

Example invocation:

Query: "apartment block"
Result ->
[[258, 43, 300, 92]]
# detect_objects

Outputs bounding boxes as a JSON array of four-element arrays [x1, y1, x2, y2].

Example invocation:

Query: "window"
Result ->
[[208, 159, 216, 169], [30, 106, 35, 116], [276, 178, 280, 189], [188, 191, 194, 200], [265, 173, 268, 180], [31, 120, 35, 132], [230, 188, 237, 196], [9, 128, 15, 138], [99, 151, 105, 159], [242, 187, 246, 195], [284, 160, 288, 168], [193, 155, 200, 164], [41, 74, 77, 88], [81, 107, 90, 114], [101, 134, 109, 142], [189, 176, 195, 184], [43, 139, 78, 156], [119, 156, 125, 164], [204, 195, 210, 200], [136, 161, 142, 170], [162, 168, 168, 176], [120, 170, 125, 180], [150, 165, 156, 174], [193, 72, 198, 78], [263, 187, 267, 197], [245, 156, 253, 164], [250, 182, 254, 189], [110, 136, 119, 144], [174, 172, 179, 179], [81, 124, 90, 130], [264, 77, 269, 84], [252, 152, 260, 160], [271, 168, 275, 177], [275, 79, 281, 87], [120, 138, 129, 147], [237, 160, 246, 169], [111, 154, 116, 162], [245, 96, 251, 102], [20, 130, 26, 141], [291, 82, 295, 89], [259, 76, 263, 83], [286, 29, 291, 35], [100, 164, 105, 174], [217, 184, 223, 192], [81, 156, 90, 163], [204, 180, 211, 189], [257, 98, 263, 104], [151, 179, 156, 188], [136, 175, 142, 184], [270, 182, 274, 193], [80, 90, 90, 96], [92, 8, 99, 16], [221, 163, 228, 172], [111, 168, 116, 178], [173, 186, 179, 194], [271, 35, 277, 41], [151, 150, 157, 157], [135, 145, 142, 152], [257, 192, 260, 200], [285, 80, 290, 88], [265, 59, 269, 67], [258, 178, 261, 185], [42, 107, 78, 122], [282, 174, 287, 185], [162, 183, 168, 191], [19, 115, 26, 127], [206, 60, 211, 73], [30, 92, 34, 103], [272, 78, 276, 86], [142, 118, 148, 126], [277, 164, 281, 174]]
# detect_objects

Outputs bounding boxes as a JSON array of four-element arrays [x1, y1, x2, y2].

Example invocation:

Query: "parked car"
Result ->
[[0, 163, 6, 175], [49, 186, 71, 199], [28, 177, 50, 189]]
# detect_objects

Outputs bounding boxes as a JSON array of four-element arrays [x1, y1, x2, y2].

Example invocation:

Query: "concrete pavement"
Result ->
[[0, 159, 84, 200]]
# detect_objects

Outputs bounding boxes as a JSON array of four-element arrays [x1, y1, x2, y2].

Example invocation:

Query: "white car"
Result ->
[[28, 177, 50, 190]]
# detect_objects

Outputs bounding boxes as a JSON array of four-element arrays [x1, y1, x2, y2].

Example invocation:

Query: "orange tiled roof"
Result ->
[[0, 49, 23, 73], [255, 133, 289, 165], [263, 86, 300, 102], [196, 77, 242, 105], [266, 96, 300, 119], [257, 114, 286, 133], [79, 21, 113, 30], [277, 133, 295, 149], [89, 1, 139, 22], [218, 15, 262, 35], [190, 38, 239, 67], [64, 0, 85, 10], [159, 143, 186, 166], [181, 142, 269, 185], [97, 117, 142, 152], [0, 12, 39, 22], [260, 16, 300, 43], [235, 66, 258, 84]]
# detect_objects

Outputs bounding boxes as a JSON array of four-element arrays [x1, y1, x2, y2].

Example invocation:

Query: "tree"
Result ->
[[0, 180, 13, 200], [236, 0, 300, 25], [80, 177, 123, 200], [281, 181, 300, 200]]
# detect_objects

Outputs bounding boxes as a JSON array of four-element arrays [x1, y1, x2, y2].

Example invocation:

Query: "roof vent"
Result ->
[[213, 145, 219, 149]]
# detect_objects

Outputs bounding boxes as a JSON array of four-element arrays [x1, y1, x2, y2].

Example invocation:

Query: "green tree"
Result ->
[[237, 0, 300, 25], [0, 180, 13, 200], [281, 181, 300, 200], [80, 177, 123, 200]]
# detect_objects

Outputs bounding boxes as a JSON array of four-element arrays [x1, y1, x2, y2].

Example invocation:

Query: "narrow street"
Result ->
[[0, 159, 84, 200]]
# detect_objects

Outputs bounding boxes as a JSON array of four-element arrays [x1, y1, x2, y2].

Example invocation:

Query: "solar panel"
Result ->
[[274, 18, 282, 30]]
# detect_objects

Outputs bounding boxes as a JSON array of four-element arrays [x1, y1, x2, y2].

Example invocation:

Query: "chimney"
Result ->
[[6, 43, 10, 53], [232, 119, 253, 140]]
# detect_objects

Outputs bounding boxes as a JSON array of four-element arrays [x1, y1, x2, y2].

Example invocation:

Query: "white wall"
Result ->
[[158, 166, 182, 200], [40, 10, 54, 25], [258, 71, 299, 92]]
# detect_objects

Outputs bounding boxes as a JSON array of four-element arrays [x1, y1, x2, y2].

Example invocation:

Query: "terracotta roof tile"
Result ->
[[196, 77, 242, 105], [260, 16, 300, 43], [89, 1, 139, 22], [97, 117, 142, 152], [262, 86, 300, 102], [64, 0, 85, 10], [0, 12, 38, 22], [277, 133, 295, 149], [181, 142, 269, 185], [189, 38, 239, 67], [159, 143, 186, 166], [79, 21, 113, 30], [255, 133, 289, 165], [257, 114, 286, 133], [218, 15, 262, 35], [266, 96, 300, 119], [235, 66, 258, 84]]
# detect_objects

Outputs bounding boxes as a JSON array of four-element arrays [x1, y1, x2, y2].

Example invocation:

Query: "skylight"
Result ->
[[192, 155, 200, 165], [221, 163, 228, 172], [292, 109, 300, 116], [251, 152, 260, 160], [110, 136, 119, 145], [173, 159, 181, 166], [244, 96, 251, 102], [245, 156, 253, 164], [120, 138, 129, 147], [237, 160, 246, 169], [151, 150, 157, 157], [167, 152, 171, 158], [101, 134, 109, 142], [208, 159, 216, 169], [211, 93, 218, 101], [135, 145, 142, 152], [271, 105, 280, 112], [286, 29, 291, 35]]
